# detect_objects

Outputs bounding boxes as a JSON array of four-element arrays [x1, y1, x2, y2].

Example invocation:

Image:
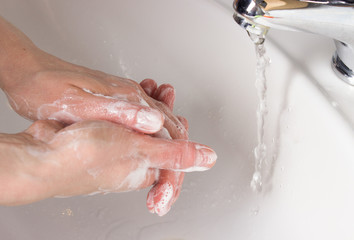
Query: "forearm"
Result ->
[[0, 132, 50, 205], [0, 16, 41, 91]]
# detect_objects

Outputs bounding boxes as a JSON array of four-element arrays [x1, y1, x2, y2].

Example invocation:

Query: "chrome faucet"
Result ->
[[233, 0, 354, 85]]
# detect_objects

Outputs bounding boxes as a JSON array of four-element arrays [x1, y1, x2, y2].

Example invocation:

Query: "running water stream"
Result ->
[[250, 37, 270, 193]]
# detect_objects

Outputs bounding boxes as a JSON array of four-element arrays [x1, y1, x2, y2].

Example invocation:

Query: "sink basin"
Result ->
[[0, 0, 353, 239]]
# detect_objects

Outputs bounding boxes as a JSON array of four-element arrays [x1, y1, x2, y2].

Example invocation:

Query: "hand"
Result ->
[[0, 120, 216, 206], [0, 15, 188, 140], [0, 16, 166, 133], [2, 42, 189, 139], [2, 48, 166, 134]]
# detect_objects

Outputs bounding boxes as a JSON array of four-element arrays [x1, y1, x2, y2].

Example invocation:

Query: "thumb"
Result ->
[[38, 91, 164, 134]]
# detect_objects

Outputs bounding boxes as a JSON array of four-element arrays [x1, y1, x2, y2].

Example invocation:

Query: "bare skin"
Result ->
[[0, 120, 216, 206], [0, 16, 217, 215], [140, 79, 188, 216]]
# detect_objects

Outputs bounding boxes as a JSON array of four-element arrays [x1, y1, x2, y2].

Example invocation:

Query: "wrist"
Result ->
[[0, 42, 42, 93], [0, 17, 43, 92]]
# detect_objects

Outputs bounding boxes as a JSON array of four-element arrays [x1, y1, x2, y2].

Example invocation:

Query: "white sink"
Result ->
[[0, 0, 353, 239]]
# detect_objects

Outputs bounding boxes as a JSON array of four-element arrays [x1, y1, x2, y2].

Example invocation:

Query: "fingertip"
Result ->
[[146, 182, 174, 217], [134, 107, 165, 134], [140, 79, 157, 97], [154, 84, 175, 110], [194, 144, 217, 169], [176, 142, 217, 172]]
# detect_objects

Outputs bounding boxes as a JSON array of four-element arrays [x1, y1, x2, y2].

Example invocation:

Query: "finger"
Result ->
[[141, 138, 217, 171], [152, 100, 188, 140], [177, 116, 189, 132], [148, 128, 185, 216], [147, 171, 184, 216], [153, 84, 175, 111], [140, 79, 157, 97], [38, 91, 165, 134]]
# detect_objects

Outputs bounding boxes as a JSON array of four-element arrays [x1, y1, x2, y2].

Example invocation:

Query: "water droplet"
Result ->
[[250, 171, 263, 192], [251, 206, 260, 216]]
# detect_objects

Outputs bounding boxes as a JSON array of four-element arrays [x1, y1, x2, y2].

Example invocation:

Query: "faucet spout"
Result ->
[[233, 0, 268, 44], [233, 0, 354, 85]]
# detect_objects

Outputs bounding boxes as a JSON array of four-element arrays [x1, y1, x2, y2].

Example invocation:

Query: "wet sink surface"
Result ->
[[0, 0, 353, 239]]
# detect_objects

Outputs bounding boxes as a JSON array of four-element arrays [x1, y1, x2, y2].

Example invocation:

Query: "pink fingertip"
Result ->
[[135, 108, 164, 133], [146, 182, 174, 216], [195, 144, 217, 168], [156, 86, 175, 110], [140, 84, 154, 96], [154, 182, 174, 216], [140, 79, 157, 96]]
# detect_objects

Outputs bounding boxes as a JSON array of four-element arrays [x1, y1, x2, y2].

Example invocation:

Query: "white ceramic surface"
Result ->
[[0, 0, 353, 239]]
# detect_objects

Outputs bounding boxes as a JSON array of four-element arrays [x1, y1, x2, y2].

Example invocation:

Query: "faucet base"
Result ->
[[332, 53, 354, 86]]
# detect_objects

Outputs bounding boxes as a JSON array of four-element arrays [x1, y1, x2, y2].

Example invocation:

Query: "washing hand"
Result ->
[[0, 16, 217, 215]]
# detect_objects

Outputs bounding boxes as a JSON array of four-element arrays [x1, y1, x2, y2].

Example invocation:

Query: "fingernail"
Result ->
[[195, 144, 217, 167], [135, 108, 164, 133]]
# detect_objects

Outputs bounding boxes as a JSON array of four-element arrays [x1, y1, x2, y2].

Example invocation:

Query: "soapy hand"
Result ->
[[0, 120, 216, 205], [1, 45, 192, 215], [2, 49, 166, 134], [0, 15, 163, 134], [1, 40, 189, 139], [0, 14, 187, 141], [0, 16, 217, 214]]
